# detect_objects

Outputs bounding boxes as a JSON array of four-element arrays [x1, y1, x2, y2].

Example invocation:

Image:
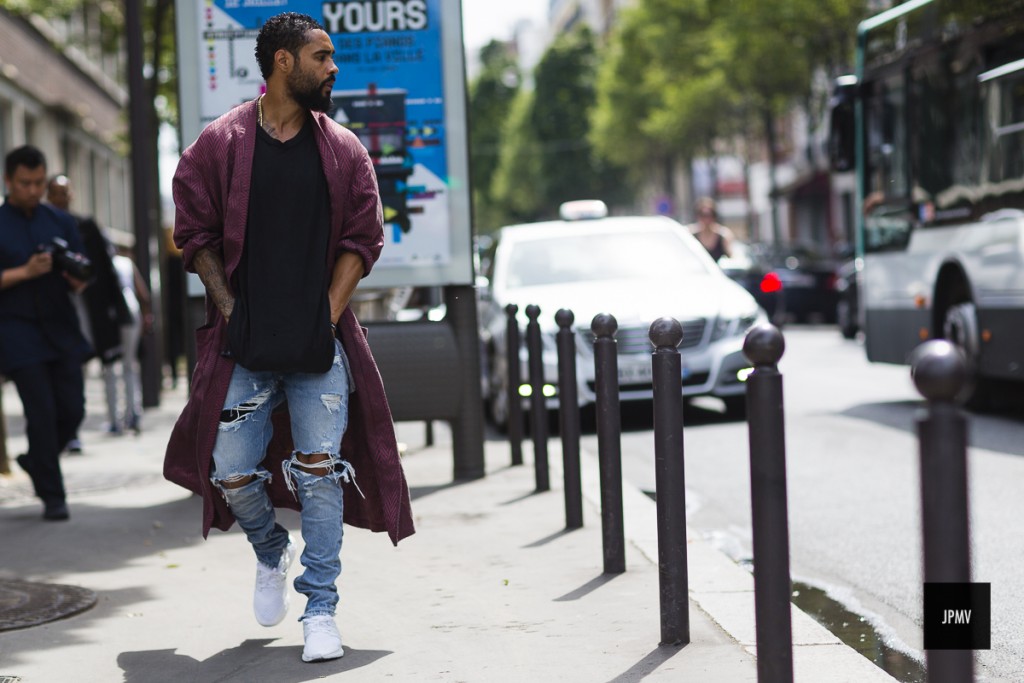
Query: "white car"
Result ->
[[478, 202, 766, 428]]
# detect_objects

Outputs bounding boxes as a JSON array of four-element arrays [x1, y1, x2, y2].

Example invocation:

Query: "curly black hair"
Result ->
[[254, 12, 325, 80]]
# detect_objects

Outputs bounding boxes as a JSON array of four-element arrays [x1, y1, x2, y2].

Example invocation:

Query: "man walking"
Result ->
[[0, 146, 92, 520], [164, 12, 414, 663]]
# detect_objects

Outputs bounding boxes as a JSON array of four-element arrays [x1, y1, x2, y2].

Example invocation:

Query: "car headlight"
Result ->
[[710, 313, 761, 341]]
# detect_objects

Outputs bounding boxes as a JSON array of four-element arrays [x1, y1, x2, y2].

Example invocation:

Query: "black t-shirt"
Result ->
[[227, 119, 335, 373]]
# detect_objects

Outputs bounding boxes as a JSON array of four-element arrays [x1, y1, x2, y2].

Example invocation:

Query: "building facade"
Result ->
[[0, 7, 130, 241]]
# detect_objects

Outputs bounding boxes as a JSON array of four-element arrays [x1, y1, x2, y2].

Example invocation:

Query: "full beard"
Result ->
[[290, 74, 335, 113]]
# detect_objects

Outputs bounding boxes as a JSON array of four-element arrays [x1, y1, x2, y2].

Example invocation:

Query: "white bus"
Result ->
[[830, 0, 1024, 406]]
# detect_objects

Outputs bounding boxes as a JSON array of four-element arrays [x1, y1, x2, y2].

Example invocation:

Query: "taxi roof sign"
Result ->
[[559, 200, 608, 221]]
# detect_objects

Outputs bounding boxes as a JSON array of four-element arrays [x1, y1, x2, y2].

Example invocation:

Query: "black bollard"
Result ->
[[743, 324, 794, 683], [649, 317, 690, 647], [556, 309, 583, 530], [591, 313, 625, 574], [526, 304, 550, 492], [504, 304, 525, 466], [911, 340, 975, 683]]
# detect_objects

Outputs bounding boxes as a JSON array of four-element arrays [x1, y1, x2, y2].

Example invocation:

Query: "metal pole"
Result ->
[[743, 324, 794, 683], [525, 304, 549, 492], [650, 318, 689, 646], [505, 304, 524, 467], [591, 313, 625, 574], [444, 285, 485, 481], [556, 309, 583, 530], [911, 340, 974, 683], [125, 0, 161, 407], [0, 382, 8, 474]]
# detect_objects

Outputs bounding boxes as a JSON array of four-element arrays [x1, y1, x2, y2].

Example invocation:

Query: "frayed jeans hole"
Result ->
[[319, 393, 343, 414], [211, 470, 271, 493], [291, 452, 338, 476], [218, 389, 274, 430], [282, 453, 342, 498]]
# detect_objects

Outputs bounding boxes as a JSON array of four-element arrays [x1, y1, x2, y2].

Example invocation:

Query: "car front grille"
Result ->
[[578, 319, 706, 354], [586, 372, 711, 394]]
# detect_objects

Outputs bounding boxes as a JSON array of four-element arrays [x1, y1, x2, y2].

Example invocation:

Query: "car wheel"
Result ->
[[487, 350, 511, 432], [722, 395, 747, 419], [837, 299, 857, 339], [942, 301, 992, 410]]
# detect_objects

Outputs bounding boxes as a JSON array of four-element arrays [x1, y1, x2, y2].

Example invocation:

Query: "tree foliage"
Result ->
[[467, 40, 520, 234], [592, 0, 868, 189], [490, 26, 629, 227]]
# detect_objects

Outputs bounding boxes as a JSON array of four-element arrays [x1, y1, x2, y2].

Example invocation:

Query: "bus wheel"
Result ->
[[942, 301, 991, 409]]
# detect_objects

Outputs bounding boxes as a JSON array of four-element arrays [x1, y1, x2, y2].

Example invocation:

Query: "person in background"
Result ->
[[105, 241, 152, 434], [690, 196, 735, 262], [47, 173, 132, 444], [0, 146, 92, 520]]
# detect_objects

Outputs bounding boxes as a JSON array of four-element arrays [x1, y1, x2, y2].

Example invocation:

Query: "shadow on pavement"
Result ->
[[553, 573, 620, 602], [522, 527, 576, 549], [118, 639, 390, 683], [841, 399, 1024, 457], [605, 643, 683, 683], [0, 495, 204, 576]]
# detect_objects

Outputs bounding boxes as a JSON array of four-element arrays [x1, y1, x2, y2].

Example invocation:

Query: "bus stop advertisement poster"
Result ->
[[189, 0, 472, 287]]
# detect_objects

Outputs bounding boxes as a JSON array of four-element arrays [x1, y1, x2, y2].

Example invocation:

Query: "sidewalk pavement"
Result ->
[[0, 373, 899, 682]]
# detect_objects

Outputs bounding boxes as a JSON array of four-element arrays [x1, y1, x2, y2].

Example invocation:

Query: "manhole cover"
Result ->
[[0, 676, 23, 682], [0, 579, 96, 631]]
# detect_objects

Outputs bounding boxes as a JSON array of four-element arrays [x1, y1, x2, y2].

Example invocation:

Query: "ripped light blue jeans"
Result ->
[[210, 338, 354, 621]]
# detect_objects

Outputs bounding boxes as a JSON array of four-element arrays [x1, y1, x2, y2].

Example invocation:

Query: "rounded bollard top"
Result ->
[[525, 304, 541, 320], [591, 312, 618, 338], [555, 308, 575, 328], [742, 323, 785, 366], [505, 303, 519, 316], [649, 317, 683, 350], [910, 340, 968, 402]]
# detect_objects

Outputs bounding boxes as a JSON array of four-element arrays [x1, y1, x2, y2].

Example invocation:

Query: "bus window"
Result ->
[[983, 63, 1024, 185], [866, 74, 909, 201], [863, 201, 913, 252]]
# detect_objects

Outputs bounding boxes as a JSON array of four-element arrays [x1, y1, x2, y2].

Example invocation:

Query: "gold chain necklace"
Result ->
[[257, 95, 264, 128]]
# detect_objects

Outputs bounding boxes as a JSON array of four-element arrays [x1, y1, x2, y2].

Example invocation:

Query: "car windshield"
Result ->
[[504, 229, 709, 288]]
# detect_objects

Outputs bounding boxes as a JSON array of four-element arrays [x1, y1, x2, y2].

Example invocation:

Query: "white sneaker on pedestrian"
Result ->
[[302, 615, 344, 662], [253, 538, 296, 627]]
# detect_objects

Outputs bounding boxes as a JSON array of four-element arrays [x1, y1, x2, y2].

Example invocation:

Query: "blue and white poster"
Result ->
[[178, 0, 473, 286]]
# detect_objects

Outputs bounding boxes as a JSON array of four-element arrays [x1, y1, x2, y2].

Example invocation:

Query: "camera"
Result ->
[[37, 236, 93, 281]]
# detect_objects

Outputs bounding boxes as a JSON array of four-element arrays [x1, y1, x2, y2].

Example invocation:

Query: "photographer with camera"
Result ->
[[0, 145, 92, 521]]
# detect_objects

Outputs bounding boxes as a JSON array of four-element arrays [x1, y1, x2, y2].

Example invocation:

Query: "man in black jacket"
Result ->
[[0, 146, 92, 520]]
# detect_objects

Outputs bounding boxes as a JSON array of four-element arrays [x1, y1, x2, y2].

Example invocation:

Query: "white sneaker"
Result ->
[[302, 615, 345, 662], [253, 539, 296, 627]]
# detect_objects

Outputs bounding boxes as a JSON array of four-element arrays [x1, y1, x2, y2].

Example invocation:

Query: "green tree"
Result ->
[[492, 26, 629, 224], [718, 0, 866, 239], [592, 0, 868, 233], [467, 40, 520, 234], [592, 0, 735, 175]]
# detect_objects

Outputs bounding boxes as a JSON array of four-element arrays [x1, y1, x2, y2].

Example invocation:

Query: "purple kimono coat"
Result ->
[[164, 99, 414, 546]]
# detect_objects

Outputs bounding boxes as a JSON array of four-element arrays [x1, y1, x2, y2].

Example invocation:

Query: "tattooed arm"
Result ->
[[193, 247, 235, 323]]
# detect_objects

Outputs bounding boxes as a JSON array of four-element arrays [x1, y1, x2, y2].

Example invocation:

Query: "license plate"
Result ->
[[618, 360, 653, 383]]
